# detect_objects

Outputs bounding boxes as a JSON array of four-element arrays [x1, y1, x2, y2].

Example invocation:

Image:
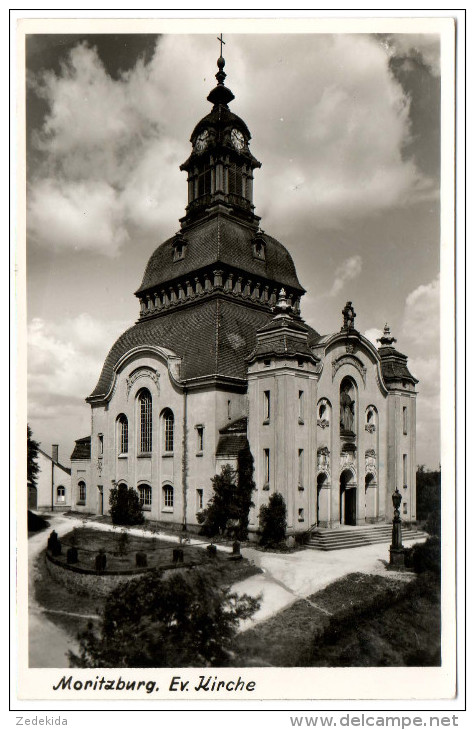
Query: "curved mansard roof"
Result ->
[[89, 297, 320, 400], [136, 214, 305, 297]]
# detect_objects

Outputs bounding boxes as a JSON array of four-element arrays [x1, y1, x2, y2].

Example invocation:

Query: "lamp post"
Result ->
[[389, 487, 405, 568]]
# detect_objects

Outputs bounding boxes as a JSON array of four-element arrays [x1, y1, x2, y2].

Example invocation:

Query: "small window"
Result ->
[[163, 485, 174, 509], [139, 485, 152, 509], [263, 390, 270, 422], [263, 448, 270, 487], [264, 359, 271, 368], [253, 238, 266, 260], [319, 403, 326, 419], [227, 400, 231, 420], [298, 508, 304, 522], [98, 433, 103, 456], [56, 486, 65, 503], [173, 238, 186, 262], [163, 410, 174, 453], [78, 481, 86, 504], [298, 449, 304, 489], [118, 415, 128, 455], [298, 390, 304, 423], [403, 454, 408, 487], [297, 358, 304, 368], [403, 406, 408, 435], [196, 426, 204, 453], [196, 489, 204, 511], [403, 502, 408, 515], [367, 410, 373, 424]]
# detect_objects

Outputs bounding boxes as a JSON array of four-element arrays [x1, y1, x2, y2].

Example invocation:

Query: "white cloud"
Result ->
[[363, 328, 381, 348], [330, 255, 362, 296], [27, 34, 438, 256]]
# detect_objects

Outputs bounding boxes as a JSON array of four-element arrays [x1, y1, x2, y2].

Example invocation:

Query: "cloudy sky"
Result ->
[[25, 30, 441, 468]]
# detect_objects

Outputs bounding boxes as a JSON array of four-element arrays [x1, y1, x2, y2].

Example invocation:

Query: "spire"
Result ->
[[207, 36, 235, 108], [377, 323, 397, 348]]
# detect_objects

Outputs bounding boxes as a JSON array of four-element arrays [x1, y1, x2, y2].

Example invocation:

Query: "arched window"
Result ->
[[163, 484, 174, 509], [138, 484, 152, 510], [78, 481, 86, 504], [117, 414, 128, 454], [56, 486, 65, 503], [162, 409, 174, 453], [138, 390, 152, 453]]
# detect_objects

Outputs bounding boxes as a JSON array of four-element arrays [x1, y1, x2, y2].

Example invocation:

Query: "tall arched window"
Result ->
[[78, 481, 86, 504], [138, 390, 152, 453], [117, 414, 128, 454], [162, 409, 174, 453]]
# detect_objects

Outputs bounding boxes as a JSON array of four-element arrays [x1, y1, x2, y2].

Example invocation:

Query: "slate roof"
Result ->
[[70, 436, 91, 460], [88, 297, 319, 399], [135, 214, 304, 297], [378, 347, 418, 384], [216, 416, 248, 458]]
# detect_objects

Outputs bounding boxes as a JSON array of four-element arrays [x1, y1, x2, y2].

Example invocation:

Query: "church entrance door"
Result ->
[[340, 470, 356, 525]]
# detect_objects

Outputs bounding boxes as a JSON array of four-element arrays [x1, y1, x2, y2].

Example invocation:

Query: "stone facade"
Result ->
[[70, 54, 418, 534]]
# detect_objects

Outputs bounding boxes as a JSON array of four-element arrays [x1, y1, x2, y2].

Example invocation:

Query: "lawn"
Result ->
[[237, 572, 440, 667]]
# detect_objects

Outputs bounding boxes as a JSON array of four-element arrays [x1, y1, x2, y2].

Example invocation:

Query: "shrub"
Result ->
[[136, 552, 147, 568], [259, 493, 287, 547], [109, 483, 145, 526], [412, 536, 441, 576], [66, 547, 79, 564], [425, 510, 441, 538], [95, 550, 107, 572], [69, 565, 261, 667]]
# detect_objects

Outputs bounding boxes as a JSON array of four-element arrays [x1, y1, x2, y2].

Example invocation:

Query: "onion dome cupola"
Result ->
[[180, 50, 261, 225]]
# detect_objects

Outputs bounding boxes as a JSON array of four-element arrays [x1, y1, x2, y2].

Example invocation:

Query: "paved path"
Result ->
[[28, 513, 426, 665], [28, 514, 85, 667]]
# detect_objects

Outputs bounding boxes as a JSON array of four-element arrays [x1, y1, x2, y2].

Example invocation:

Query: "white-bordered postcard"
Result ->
[[13, 13, 462, 710]]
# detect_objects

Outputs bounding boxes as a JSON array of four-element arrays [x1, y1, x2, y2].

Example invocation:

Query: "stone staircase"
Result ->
[[306, 524, 427, 551]]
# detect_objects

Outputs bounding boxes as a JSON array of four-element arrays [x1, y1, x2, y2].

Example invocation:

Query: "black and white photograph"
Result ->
[[15, 14, 459, 705]]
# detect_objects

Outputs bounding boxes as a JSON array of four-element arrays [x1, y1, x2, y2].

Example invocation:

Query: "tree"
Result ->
[[198, 446, 256, 539], [199, 464, 238, 536], [69, 565, 260, 667], [109, 483, 144, 526], [235, 445, 255, 539], [259, 492, 287, 547], [27, 425, 40, 490], [416, 465, 441, 526]]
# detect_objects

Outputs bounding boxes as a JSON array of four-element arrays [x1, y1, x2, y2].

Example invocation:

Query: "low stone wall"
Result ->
[[45, 552, 151, 598]]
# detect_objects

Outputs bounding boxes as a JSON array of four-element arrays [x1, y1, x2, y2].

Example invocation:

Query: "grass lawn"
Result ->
[[34, 527, 261, 640], [237, 572, 440, 667]]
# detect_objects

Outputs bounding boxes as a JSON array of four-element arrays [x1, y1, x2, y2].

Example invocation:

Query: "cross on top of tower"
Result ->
[[217, 33, 225, 56]]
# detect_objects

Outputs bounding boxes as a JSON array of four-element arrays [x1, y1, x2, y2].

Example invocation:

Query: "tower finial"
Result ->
[[207, 34, 234, 107], [377, 323, 397, 347]]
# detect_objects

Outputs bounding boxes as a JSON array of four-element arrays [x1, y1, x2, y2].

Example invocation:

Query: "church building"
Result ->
[[70, 50, 418, 536]]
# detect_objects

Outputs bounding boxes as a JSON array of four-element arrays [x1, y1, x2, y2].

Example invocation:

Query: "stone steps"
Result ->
[[306, 525, 427, 551]]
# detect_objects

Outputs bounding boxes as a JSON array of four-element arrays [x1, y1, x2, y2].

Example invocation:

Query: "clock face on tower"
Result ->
[[195, 130, 209, 152], [231, 128, 245, 151]]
